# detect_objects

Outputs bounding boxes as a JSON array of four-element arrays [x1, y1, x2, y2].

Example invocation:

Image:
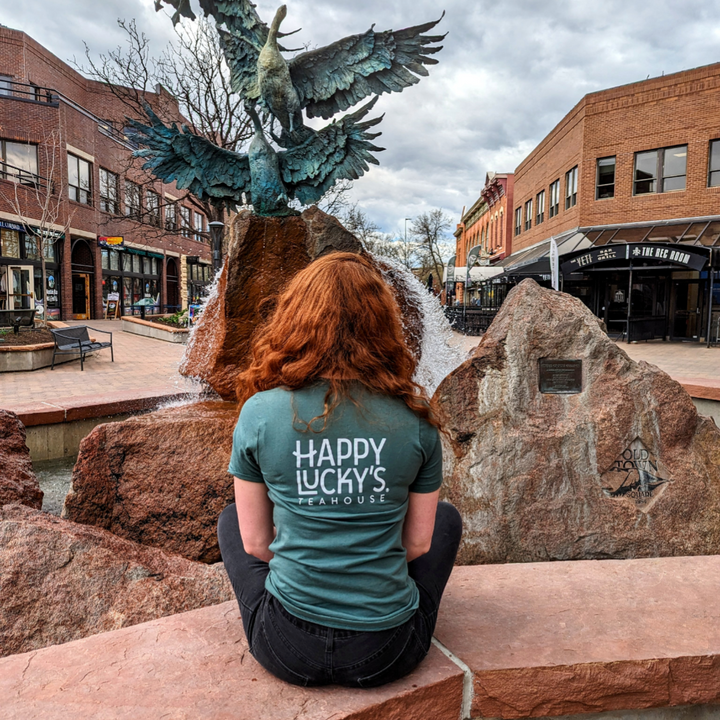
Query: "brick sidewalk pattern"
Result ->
[[0, 321, 201, 418]]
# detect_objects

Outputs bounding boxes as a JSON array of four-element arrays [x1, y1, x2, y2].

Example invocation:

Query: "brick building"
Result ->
[[0, 27, 213, 322], [456, 61, 720, 343], [451, 172, 514, 303]]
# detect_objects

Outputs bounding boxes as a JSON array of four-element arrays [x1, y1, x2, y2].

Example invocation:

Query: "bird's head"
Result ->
[[270, 5, 288, 35]]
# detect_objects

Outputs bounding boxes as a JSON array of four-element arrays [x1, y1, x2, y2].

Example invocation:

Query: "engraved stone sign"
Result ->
[[601, 437, 671, 513], [539, 359, 583, 394]]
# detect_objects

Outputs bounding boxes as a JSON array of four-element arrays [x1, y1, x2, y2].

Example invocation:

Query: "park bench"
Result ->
[[50, 326, 114, 371], [0, 308, 36, 334]]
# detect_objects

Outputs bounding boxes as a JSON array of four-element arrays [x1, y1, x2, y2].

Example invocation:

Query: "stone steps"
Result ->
[[3, 555, 720, 719]]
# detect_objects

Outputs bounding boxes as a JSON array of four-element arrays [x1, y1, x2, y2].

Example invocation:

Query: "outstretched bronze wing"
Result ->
[[155, 0, 268, 99], [155, 0, 268, 43], [129, 105, 252, 207], [279, 97, 385, 206], [289, 15, 445, 120]]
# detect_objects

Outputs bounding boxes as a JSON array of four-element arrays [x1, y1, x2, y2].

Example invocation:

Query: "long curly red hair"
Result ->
[[236, 252, 440, 430]]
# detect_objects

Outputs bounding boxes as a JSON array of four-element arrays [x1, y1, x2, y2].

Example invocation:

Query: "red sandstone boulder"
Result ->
[[0, 410, 42, 509], [180, 207, 423, 399], [0, 503, 232, 658], [436, 278, 720, 564], [62, 401, 237, 563]]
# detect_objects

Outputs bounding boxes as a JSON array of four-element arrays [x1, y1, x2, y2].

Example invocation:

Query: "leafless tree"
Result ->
[[410, 209, 454, 288], [74, 16, 254, 236], [0, 130, 76, 326]]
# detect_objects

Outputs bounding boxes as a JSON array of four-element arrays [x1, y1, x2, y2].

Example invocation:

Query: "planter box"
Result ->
[[121, 316, 189, 344], [0, 323, 76, 372], [0, 343, 77, 372]]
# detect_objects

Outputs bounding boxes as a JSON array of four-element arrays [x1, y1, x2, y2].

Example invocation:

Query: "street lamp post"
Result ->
[[208, 221, 225, 274]]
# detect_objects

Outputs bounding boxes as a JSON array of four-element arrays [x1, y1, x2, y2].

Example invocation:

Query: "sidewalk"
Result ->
[[0, 320, 200, 423]]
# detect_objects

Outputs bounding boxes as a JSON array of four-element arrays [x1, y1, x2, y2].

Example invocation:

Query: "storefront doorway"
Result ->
[[72, 273, 90, 319], [9, 265, 35, 310], [71, 238, 95, 320], [671, 278, 704, 341]]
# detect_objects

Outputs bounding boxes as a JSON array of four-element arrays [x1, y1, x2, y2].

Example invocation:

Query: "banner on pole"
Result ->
[[550, 237, 559, 291]]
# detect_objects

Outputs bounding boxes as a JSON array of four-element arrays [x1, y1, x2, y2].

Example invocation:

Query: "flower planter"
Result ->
[[121, 315, 189, 344], [0, 322, 76, 372]]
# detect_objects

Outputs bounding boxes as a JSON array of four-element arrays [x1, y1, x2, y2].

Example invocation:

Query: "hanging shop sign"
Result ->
[[561, 243, 707, 275], [99, 236, 125, 247]]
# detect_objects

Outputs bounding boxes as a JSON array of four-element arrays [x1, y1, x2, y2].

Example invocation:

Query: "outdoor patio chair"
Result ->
[[50, 326, 114, 371]]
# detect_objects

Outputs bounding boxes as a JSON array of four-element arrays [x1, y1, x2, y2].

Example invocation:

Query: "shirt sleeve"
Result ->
[[228, 398, 265, 483], [409, 420, 443, 493]]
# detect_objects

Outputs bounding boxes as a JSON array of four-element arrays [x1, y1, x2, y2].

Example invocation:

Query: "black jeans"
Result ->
[[217, 501, 462, 688]]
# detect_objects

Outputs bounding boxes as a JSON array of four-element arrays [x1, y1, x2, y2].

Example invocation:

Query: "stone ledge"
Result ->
[[434, 557, 720, 719], [3, 556, 720, 719], [6, 390, 198, 427], [0, 601, 464, 720]]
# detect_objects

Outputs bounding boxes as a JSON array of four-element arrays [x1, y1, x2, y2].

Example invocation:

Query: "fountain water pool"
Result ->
[[33, 456, 76, 516]]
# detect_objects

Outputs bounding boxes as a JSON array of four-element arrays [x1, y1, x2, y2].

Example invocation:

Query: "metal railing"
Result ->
[[444, 307, 499, 336], [0, 160, 49, 190], [0, 79, 58, 105], [0, 79, 137, 149]]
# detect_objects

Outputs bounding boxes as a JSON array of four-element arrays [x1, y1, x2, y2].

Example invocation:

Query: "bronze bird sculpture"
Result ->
[[155, 1, 445, 136], [141, 1, 445, 215]]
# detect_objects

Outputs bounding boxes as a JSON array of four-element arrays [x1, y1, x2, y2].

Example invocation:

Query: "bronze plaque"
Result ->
[[539, 359, 583, 394]]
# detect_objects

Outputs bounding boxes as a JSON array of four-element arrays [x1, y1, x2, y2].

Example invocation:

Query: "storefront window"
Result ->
[[122, 253, 132, 272], [1, 229, 20, 257], [132, 254, 141, 273], [109, 250, 120, 271], [123, 277, 132, 311], [43, 239, 56, 262], [24, 234, 40, 259], [101, 248, 110, 270], [133, 277, 142, 307]]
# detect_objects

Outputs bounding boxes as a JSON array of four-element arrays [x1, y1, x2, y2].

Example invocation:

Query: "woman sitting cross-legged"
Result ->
[[217, 251, 462, 688]]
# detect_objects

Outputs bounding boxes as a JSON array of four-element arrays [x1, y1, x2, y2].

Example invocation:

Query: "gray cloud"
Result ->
[[4, 0, 720, 234]]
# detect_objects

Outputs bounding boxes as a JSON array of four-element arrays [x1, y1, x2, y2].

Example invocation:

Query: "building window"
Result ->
[[536, 190, 545, 225], [662, 146, 687, 192], [99, 168, 118, 213], [524, 199, 533, 231], [596, 157, 616, 199], [0, 75, 12, 96], [565, 166, 578, 209], [514, 207, 522, 236], [68, 153, 92, 205], [180, 206, 191, 237], [634, 146, 687, 195], [708, 140, 720, 187], [165, 202, 177, 231], [1, 140, 38, 185], [194, 212, 204, 242], [146, 190, 161, 227], [549, 179, 560, 217], [124, 180, 141, 218]]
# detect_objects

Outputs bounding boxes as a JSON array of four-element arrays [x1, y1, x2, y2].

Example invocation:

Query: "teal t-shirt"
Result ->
[[228, 383, 443, 631]]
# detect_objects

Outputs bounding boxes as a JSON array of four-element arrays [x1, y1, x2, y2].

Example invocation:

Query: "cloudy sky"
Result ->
[[5, 0, 720, 235]]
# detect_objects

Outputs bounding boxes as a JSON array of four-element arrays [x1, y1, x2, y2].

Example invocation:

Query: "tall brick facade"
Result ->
[[453, 172, 514, 301], [455, 61, 720, 343], [512, 62, 720, 251], [0, 28, 213, 321]]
